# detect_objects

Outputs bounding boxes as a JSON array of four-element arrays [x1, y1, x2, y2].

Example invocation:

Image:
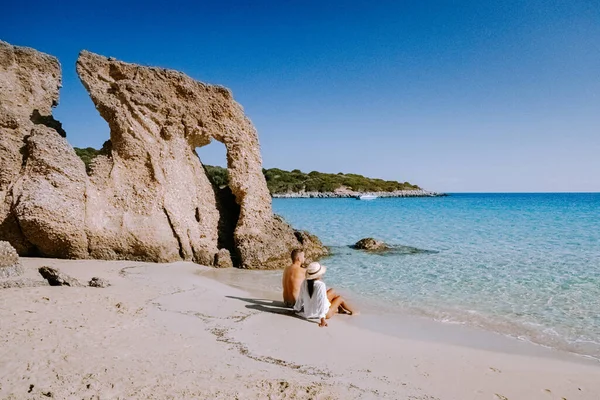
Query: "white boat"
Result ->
[[358, 194, 378, 200]]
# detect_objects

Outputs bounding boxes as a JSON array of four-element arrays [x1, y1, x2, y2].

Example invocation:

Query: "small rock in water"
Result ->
[[350, 239, 438, 255], [38, 267, 84, 287], [353, 238, 390, 251], [88, 277, 110, 288]]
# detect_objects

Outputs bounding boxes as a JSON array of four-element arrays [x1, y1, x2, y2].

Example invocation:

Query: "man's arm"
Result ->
[[291, 269, 305, 301], [293, 282, 304, 312]]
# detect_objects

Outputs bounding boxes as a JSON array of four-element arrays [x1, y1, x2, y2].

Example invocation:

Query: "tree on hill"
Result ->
[[74, 147, 100, 171]]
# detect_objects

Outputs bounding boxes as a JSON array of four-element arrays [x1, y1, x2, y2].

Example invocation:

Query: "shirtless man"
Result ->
[[282, 250, 358, 315], [282, 249, 306, 307]]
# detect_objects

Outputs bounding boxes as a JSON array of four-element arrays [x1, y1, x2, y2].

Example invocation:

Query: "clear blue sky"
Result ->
[[2, 0, 599, 192]]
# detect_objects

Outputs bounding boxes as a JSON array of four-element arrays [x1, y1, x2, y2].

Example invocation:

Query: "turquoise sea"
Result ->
[[273, 193, 600, 360]]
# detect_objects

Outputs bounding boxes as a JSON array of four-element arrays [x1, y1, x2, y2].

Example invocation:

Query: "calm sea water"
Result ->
[[273, 193, 600, 359]]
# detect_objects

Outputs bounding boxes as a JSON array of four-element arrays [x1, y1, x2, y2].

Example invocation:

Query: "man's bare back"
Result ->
[[282, 250, 305, 306]]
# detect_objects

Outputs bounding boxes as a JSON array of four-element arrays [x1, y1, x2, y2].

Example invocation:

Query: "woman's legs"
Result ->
[[326, 288, 358, 317], [326, 288, 338, 302], [326, 296, 344, 319]]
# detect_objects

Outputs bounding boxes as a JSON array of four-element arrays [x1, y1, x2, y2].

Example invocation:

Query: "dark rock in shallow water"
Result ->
[[38, 266, 84, 287], [353, 238, 390, 251], [350, 239, 438, 256]]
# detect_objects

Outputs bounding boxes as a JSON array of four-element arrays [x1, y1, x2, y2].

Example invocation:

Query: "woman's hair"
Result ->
[[307, 279, 315, 298]]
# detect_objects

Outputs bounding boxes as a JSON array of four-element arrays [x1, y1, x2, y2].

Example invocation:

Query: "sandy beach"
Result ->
[[2, 2, 599, 399], [0, 258, 598, 400]]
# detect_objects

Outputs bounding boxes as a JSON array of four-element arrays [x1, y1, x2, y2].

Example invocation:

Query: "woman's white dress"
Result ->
[[293, 280, 330, 319]]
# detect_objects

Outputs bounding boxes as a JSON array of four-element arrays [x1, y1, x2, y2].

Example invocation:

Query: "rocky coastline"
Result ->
[[272, 190, 447, 199], [0, 40, 327, 269]]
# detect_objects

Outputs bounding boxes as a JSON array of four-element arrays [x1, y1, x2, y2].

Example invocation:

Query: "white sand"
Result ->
[[1, 258, 599, 399]]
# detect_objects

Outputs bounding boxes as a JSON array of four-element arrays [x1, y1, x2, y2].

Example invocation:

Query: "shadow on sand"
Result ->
[[225, 296, 314, 323]]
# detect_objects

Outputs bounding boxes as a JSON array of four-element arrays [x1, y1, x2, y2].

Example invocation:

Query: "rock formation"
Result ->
[[0, 241, 23, 278], [214, 248, 234, 269], [353, 238, 390, 252], [352, 238, 439, 255], [0, 40, 326, 269], [88, 277, 110, 288], [0, 41, 67, 255], [38, 266, 85, 287]]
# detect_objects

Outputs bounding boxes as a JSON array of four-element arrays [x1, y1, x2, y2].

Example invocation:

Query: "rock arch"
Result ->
[[0, 41, 326, 269]]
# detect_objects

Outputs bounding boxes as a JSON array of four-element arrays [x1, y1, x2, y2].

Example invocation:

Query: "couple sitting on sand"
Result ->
[[282, 249, 357, 327]]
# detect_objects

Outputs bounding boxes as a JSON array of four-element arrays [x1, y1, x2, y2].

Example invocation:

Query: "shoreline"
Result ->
[[2, 258, 599, 399], [272, 189, 447, 198], [269, 194, 600, 364], [199, 265, 600, 365]]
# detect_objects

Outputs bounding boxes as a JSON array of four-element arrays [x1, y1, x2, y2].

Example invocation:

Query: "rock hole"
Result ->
[[196, 142, 240, 267], [29, 109, 66, 137], [50, 76, 111, 175]]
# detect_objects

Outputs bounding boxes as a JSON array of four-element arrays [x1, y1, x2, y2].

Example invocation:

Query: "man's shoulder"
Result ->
[[282, 264, 294, 274], [292, 265, 306, 277]]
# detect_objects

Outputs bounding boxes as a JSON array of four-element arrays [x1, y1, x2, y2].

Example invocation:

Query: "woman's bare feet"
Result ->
[[339, 305, 360, 316]]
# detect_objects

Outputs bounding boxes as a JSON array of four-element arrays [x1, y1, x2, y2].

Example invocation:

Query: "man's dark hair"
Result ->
[[291, 249, 304, 262]]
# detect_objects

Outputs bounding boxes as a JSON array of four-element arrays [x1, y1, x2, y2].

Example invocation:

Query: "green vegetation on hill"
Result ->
[[204, 165, 229, 188], [74, 147, 101, 171], [73, 147, 420, 193], [74, 142, 112, 173], [262, 168, 420, 193]]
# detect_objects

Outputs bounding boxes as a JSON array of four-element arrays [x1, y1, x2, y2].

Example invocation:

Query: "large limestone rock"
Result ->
[[15, 126, 89, 259], [75, 51, 326, 268], [0, 41, 326, 269], [0, 41, 65, 254]]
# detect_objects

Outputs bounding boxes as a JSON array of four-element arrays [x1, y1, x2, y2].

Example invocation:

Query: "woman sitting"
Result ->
[[293, 262, 357, 327]]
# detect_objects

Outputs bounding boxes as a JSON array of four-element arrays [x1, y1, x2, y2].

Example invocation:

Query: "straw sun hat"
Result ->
[[306, 262, 326, 280]]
